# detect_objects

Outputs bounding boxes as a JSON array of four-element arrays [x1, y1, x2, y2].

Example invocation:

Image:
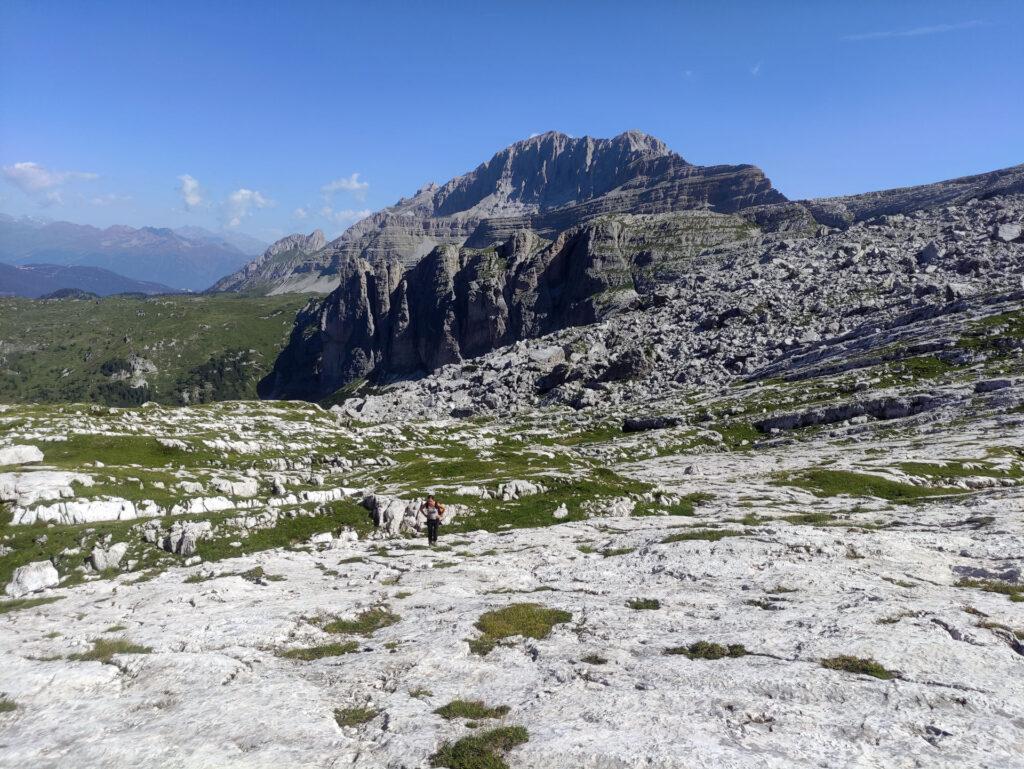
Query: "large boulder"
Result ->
[[497, 480, 546, 501], [90, 542, 129, 572], [149, 521, 214, 557], [993, 223, 1022, 242], [363, 494, 420, 537], [5, 560, 59, 597], [0, 445, 44, 466]]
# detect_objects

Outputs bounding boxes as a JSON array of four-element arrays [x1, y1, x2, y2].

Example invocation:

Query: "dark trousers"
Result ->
[[426, 518, 440, 544]]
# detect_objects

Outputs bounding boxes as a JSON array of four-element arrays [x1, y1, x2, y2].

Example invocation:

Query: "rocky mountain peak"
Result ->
[[429, 130, 682, 218], [265, 229, 326, 258]]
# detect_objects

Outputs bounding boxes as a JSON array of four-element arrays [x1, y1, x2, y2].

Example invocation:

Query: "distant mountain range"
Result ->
[[0, 215, 266, 291], [0, 262, 180, 298]]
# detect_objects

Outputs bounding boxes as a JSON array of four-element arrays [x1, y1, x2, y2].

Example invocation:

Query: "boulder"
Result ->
[[916, 241, 943, 266], [211, 477, 259, 497], [91, 542, 129, 572], [362, 494, 419, 537], [993, 223, 1022, 242], [0, 471, 91, 507], [497, 480, 546, 501], [161, 521, 214, 557], [0, 445, 44, 466], [975, 379, 1013, 393], [5, 560, 59, 597]]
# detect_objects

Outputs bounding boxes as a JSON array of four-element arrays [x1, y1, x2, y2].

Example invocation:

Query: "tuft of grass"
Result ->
[[471, 603, 572, 656], [783, 512, 836, 526], [434, 700, 510, 720], [104, 624, 128, 633], [0, 596, 62, 615], [660, 529, 744, 544], [318, 606, 400, 635], [334, 706, 378, 727], [409, 687, 433, 699], [821, 655, 894, 679], [600, 546, 635, 557], [957, 578, 1023, 602], [69, 638, 152, 663], [664, 641, 748, 660], [278, 641, 359, 660], [626, 598, 661, 610], [0, 696, 16, 713], [429, 725, 529, 769]]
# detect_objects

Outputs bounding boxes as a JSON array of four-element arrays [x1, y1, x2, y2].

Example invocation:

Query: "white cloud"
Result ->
[[321, 172, 369, 201], [293, 207, 309, 220], [319, 206, 371, 226], [750, 61, 762, 76], [223, 188, 273, 228], [844, 19, 986, 41], [177, 174, 204, 210], [2, 161, 98, 205]]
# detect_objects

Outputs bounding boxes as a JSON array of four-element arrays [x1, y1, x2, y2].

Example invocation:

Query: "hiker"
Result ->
[[420, 494, 446, 545]]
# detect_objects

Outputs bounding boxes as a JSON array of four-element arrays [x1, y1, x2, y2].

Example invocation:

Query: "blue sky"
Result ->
[[1, 0, 1021, 243]]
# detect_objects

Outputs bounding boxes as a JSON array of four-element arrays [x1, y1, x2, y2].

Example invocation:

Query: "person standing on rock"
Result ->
[[420, 494, 445, 546]]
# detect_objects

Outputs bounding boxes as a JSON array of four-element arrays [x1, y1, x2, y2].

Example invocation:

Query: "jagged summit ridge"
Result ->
[[424, 130, 680, 219]]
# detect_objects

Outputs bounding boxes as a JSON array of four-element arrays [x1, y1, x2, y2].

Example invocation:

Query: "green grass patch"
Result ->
[[471, 603, 572, 656], [0, 696, 16, 713], [821, 655, 894, 679], [434, 700, 510, 720], [69, 638, 152, 663], [780, 469, 965, 502], [664, 641, 748, 659], [333, 706, 378, 727], [318, 606, 400, 635], [429, 725, 529, 769], [626, 598, 660, 610], [278, 641, 359, 660], [783, 512, 837, 526], [199, 501, 374, 562]]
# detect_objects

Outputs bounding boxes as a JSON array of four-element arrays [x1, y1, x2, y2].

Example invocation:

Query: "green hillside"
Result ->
[[0, 293, 311, 405]]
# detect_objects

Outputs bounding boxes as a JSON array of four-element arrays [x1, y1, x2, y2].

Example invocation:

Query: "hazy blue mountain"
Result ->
[[172, 226, 267, 256], [0, 261, 180, 298], [0, 215, 256, 290]]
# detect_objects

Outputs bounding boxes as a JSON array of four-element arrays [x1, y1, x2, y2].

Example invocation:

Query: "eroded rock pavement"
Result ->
[[1, 386, 1023, 767], [1, 162, 1023, 767]]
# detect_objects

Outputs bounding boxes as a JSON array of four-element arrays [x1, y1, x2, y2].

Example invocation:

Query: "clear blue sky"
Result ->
[[1, 0, 1021, 242]]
